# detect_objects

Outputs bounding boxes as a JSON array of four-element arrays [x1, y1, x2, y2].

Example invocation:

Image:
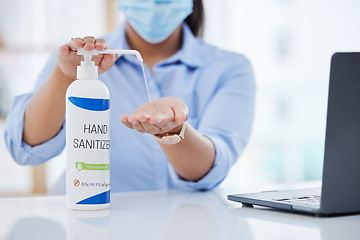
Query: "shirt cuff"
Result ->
[[21, 124, 66, 165], [5, 94, 65, 165]]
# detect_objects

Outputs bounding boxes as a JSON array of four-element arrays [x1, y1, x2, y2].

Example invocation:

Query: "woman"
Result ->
[[5, 0, 255, 192]]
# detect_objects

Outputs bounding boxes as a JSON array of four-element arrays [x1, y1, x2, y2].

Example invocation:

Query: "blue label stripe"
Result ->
[[76, 190, 110, 205], [69, 96, 110, 111]]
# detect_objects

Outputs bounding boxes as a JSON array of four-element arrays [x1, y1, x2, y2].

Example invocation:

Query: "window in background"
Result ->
[[202, 0, 360, 187], [0, 0, 114, 196]]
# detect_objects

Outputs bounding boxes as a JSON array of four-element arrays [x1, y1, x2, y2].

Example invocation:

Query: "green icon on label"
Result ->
[[75, 161, 109, 171]]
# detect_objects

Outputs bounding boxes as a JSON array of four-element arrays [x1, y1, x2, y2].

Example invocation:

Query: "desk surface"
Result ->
[[1, 187, 360, 240]]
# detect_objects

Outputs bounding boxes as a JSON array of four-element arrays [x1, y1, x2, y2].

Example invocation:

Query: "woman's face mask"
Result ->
[[118, 0, 193, 44]]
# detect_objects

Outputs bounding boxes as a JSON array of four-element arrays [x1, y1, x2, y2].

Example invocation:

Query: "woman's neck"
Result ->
[[125, 22, 183, 70]]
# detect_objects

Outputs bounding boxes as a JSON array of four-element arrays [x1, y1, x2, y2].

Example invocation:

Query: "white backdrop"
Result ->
[[203, 0, 360, 187], [1, 0, 360, 194]]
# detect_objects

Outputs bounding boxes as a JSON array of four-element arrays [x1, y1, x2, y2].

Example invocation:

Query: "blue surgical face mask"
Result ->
[[118, 0, 193, 44]]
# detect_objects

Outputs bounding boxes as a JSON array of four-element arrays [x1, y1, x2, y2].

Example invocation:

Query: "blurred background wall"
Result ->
[[0, 0, 360, 196]]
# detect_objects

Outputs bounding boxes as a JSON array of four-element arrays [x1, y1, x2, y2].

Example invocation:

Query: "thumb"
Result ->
[[173, 102, 188, 124]]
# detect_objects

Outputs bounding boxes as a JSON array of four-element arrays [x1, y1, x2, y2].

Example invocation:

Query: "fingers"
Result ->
[[124, 114, 147, 133], [64, 36, 116, 73], [57, 36, 115, 78], [128, 114, 151, 133], [122, 115, 180, 135], [59, 37, 82, 58], [92, 38, 117, 72], [120, 115, 134, 129], [121, 114, 153, 134], [83, 36, 96, 51], [97, 53, 117, 72], [130, 112, 174, 134], [57, 40, 83, 77], [134, 113, 163, 134], [121, 113, 162, 134], [121, 98, 189, 135], [135, 113, 150, 122], [58, 45, 71, 58], [94, 38, 108, 51], [68, 38, 84, 52], [67, 36, 100, 52]]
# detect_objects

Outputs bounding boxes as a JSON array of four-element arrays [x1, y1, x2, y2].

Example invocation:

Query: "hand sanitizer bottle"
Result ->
[[66, 48, 111, 210], [65, 48, 142, 210]]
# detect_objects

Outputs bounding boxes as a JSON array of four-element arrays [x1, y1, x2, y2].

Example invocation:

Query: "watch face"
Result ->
[[161, 135, 181, 145]]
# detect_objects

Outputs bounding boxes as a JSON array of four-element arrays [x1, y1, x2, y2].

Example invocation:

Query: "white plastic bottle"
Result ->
[[66, 49, 111, 210], [66, 48, 143, 210]]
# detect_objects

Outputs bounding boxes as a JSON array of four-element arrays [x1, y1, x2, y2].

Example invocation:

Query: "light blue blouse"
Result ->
[[4, 23, 256, 192]]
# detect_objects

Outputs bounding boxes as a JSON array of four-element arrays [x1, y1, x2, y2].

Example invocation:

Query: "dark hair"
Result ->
[[185, 0, 205, 38]]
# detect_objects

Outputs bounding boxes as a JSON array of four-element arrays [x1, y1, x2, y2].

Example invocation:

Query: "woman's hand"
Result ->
[[120, 97, 188, 136], [57, 36, 117, 80]]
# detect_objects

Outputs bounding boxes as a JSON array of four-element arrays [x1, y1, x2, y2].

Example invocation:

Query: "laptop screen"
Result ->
[[321, 52, 360, 214]]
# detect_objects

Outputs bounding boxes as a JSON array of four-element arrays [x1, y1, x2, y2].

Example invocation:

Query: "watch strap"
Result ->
[[151, 122, 187, 145]]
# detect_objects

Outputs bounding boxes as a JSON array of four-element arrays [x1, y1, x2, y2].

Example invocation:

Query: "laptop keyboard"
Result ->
[[274, 194, 321, 207]]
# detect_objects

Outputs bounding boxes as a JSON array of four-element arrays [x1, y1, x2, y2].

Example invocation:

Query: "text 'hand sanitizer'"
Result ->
[[66, 48, 143, 210]]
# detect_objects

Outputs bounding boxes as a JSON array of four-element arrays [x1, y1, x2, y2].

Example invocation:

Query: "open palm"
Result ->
[[120, 97, 188, 135]]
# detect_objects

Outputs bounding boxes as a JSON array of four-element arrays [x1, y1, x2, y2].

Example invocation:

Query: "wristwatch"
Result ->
[[151, 122, 187, 145]]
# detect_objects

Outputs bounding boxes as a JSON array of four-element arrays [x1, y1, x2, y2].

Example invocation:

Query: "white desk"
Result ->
[[1, 188, 360, 240]]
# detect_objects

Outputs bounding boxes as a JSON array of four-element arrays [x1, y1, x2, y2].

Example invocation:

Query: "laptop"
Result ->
[[228, 52, 360, 216]]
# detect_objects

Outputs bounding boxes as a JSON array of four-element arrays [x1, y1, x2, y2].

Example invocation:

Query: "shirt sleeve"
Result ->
[[4, 51, 66, 165], [169, 55, 256, 191]]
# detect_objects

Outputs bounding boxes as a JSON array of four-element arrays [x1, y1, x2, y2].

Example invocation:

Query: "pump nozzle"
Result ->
[[77, 48, 98, 63], [99, 49, 143, 62], [75, 49, 98, 80], [76, 48, 144, 80], [77, 48, 143, 62]]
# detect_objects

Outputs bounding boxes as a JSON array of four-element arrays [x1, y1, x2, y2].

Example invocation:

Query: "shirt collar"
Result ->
[[163, 23, 203, 68], [107, 22, 203, 68]]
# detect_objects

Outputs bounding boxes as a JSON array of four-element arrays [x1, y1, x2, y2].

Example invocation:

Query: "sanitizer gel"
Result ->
[[66, 48, 143, 210]]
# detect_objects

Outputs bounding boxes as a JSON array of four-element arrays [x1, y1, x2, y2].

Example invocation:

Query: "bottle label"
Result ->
[[66, 95, 110, 207], [68, 96, 110, 111]]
